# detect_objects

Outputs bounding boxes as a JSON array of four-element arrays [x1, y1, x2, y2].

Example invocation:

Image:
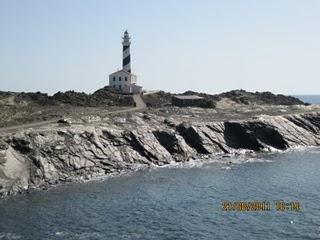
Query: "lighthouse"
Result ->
[[109, 30, 142, 94], [122, 30, 131, 73]]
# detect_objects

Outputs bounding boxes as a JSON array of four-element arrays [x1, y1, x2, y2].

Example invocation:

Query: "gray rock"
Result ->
[[0, 111, 319, 197]]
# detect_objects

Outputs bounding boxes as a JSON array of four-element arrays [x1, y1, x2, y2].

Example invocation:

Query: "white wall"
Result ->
[[109, 71, 139, 93]]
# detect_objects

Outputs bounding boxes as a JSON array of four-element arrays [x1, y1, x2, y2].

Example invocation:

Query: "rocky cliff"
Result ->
[[0, 111, 320, 197]]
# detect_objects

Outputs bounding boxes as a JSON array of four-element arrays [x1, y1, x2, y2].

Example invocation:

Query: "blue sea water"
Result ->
[[293, 95, 320, 104], [0, 149, 320, 240]]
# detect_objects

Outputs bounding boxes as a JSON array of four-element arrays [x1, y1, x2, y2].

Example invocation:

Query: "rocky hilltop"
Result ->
[[142, 89, 306, 108], [0, 88, 306, 128], [0, 87, 134, 128], [0, 86, 132, 107], [0, 108, 320, 197]]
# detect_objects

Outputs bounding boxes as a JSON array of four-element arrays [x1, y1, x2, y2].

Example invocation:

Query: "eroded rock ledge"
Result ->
[[0, 112, 319, 197]]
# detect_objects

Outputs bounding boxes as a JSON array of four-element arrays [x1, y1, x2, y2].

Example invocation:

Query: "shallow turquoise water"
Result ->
[[0, 150, 320, 240]]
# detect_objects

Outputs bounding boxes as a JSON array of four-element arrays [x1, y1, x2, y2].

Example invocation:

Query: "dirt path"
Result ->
[[0, 119, 60, 134], [0, 94, 146, 135]]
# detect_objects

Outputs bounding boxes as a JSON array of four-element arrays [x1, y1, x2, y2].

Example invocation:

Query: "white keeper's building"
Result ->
[[109, 30, 142, 94]]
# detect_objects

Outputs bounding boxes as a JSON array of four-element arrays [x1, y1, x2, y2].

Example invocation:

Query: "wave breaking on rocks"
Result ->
[[0, 111, 319, 197]]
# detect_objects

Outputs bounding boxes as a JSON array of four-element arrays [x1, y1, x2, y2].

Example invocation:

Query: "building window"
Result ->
[[125, 76, 128, 81], [119, 77, 122, 81], [113, 77, 115, 81]]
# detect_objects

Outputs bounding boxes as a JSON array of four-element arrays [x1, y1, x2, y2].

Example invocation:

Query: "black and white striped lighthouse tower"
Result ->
[[109, 30, 142, 93], [122, 30, 131, 73]]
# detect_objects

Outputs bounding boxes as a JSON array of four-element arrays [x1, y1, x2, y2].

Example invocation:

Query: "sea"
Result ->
[[0, 150, 320, 240], [293, 95, 320, 105], [0, 95, 319, 240]]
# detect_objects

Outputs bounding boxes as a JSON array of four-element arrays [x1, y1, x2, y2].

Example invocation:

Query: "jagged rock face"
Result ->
[[223, 121, 289, 150], [0, 112, 319, 197]]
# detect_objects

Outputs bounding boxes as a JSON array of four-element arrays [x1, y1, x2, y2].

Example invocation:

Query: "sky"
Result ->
[[0, 0, 319, 95]]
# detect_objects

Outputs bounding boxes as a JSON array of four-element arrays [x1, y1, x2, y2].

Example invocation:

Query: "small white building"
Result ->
[[109, 30, 142, 94], [109, 69, 142, 93]]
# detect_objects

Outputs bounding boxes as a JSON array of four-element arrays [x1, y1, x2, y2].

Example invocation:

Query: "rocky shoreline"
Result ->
[[0, 110, 320, 198]]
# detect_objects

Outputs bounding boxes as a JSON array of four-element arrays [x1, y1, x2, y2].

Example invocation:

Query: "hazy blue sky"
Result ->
[[0, 0, 319, 94]]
